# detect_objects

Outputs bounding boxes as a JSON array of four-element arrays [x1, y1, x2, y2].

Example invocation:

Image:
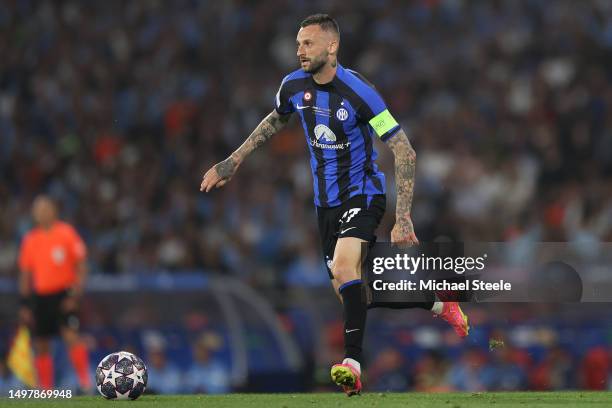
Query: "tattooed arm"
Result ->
[[385, 129, 419, 245], [200, 110, 291, 192]]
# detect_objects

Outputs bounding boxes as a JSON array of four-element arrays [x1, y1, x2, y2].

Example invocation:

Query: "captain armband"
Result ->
[[368, 109, 399, 138]]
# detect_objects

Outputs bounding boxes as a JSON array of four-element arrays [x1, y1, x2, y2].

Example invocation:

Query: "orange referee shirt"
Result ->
[[18, 221, 87, 295]]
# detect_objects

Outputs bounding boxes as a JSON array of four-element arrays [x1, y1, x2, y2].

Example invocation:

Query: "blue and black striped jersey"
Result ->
[[275, 64, 401, 208]]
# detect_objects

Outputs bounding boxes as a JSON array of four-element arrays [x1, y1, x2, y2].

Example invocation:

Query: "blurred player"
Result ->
[[201, 14, 469, 396], [18, 195, 91, 391]]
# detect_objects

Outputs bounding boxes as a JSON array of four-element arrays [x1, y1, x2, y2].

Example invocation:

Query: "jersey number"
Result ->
[[340, 208, 361, 224]]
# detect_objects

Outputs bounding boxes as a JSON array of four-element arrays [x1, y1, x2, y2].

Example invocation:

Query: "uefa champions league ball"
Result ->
[[96, 351, 148, 400]]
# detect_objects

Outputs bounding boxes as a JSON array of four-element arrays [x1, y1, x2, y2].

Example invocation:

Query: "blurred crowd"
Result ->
[[366, 344, 612, 392], [3, 0, 612, 395], [4, 307, 612, 393], [2, 0, 612, 281], [314, 304, 612, 392], [0, 329, 231, 395], [143, 331, 230, 395]]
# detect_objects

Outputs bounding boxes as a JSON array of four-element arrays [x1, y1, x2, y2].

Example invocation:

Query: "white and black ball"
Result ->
[[96, 351, 148, 400]]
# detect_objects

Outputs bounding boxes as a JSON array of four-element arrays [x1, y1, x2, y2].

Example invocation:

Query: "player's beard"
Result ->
[[302, 52, 328, 74]]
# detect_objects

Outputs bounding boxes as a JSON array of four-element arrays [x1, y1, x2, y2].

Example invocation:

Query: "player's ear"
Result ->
[[328, 39, 339, 55]]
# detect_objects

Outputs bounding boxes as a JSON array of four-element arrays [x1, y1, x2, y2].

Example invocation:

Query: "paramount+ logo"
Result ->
[[310, 124, 350, 150]]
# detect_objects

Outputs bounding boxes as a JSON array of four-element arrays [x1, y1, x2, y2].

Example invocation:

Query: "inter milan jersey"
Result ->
[[275, 64, 401, 207]]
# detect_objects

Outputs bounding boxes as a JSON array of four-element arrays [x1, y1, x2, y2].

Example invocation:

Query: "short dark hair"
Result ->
[[300, 14, 340, 37]]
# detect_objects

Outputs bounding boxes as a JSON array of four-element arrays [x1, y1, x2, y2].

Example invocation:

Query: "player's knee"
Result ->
[[330, 258, 359, 284]]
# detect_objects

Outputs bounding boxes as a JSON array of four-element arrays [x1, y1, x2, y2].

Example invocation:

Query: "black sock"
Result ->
[[339, 279, 367, 363]]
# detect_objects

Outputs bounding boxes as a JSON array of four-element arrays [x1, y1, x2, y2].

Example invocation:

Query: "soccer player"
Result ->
[[18, 195, 92, 391], [200, 14, 469, 396]]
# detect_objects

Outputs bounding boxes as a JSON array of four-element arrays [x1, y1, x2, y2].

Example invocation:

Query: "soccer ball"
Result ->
[[96, 351, 148, 400]]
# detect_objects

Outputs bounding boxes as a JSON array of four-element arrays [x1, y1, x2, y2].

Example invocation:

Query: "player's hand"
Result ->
[[19, 306, 33, 326], [391, 216, 419, 246], [200, 155, 241, 192]]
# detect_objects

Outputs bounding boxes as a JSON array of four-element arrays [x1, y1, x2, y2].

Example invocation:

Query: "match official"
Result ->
[[18, 195, 91, 391]]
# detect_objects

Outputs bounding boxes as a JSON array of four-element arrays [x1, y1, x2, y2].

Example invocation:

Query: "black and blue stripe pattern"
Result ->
[[275, 64, 400, 207]]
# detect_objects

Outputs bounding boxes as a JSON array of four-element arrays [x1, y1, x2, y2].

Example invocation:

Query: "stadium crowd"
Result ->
[[3, 315, 612, 393], [2, 0, 612, 393], [2, 0, 612, 279]]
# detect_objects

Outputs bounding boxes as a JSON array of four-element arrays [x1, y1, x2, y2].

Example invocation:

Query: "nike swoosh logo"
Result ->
[[296, 104, 309, 110], [345, 328, 360, 333], [340, 227, 357, 235]]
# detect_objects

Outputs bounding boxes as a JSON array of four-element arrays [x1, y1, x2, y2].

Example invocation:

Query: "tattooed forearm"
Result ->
[[234, 110, 291, 161], [213, 110, 291, 182], [386, 129, 416, 227], [214, 156, 237, 179]]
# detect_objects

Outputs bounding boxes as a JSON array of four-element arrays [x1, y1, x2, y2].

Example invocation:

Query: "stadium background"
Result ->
[[1, 0, 612, 394]]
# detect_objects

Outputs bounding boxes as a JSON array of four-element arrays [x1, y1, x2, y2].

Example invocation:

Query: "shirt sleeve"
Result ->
[[274, 76, 295, 115], [356, 87, 401, 142]]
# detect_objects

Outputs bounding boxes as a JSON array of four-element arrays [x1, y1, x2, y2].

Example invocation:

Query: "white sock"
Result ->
[[342, 358, 361, 374], [431, 301, 444, 314]]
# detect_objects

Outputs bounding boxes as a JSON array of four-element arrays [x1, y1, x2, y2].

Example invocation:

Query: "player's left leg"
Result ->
[[329, 237, 367, 396], [317, 194, 386, 395], [60, 295, 92, 392]]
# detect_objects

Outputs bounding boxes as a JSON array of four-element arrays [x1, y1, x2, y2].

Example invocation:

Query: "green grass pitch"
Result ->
[[2, 392, 612, 407]]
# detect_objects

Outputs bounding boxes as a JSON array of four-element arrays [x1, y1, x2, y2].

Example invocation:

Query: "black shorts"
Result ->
[[31, 290, 80, 337], [317, 194, 386, 279]]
